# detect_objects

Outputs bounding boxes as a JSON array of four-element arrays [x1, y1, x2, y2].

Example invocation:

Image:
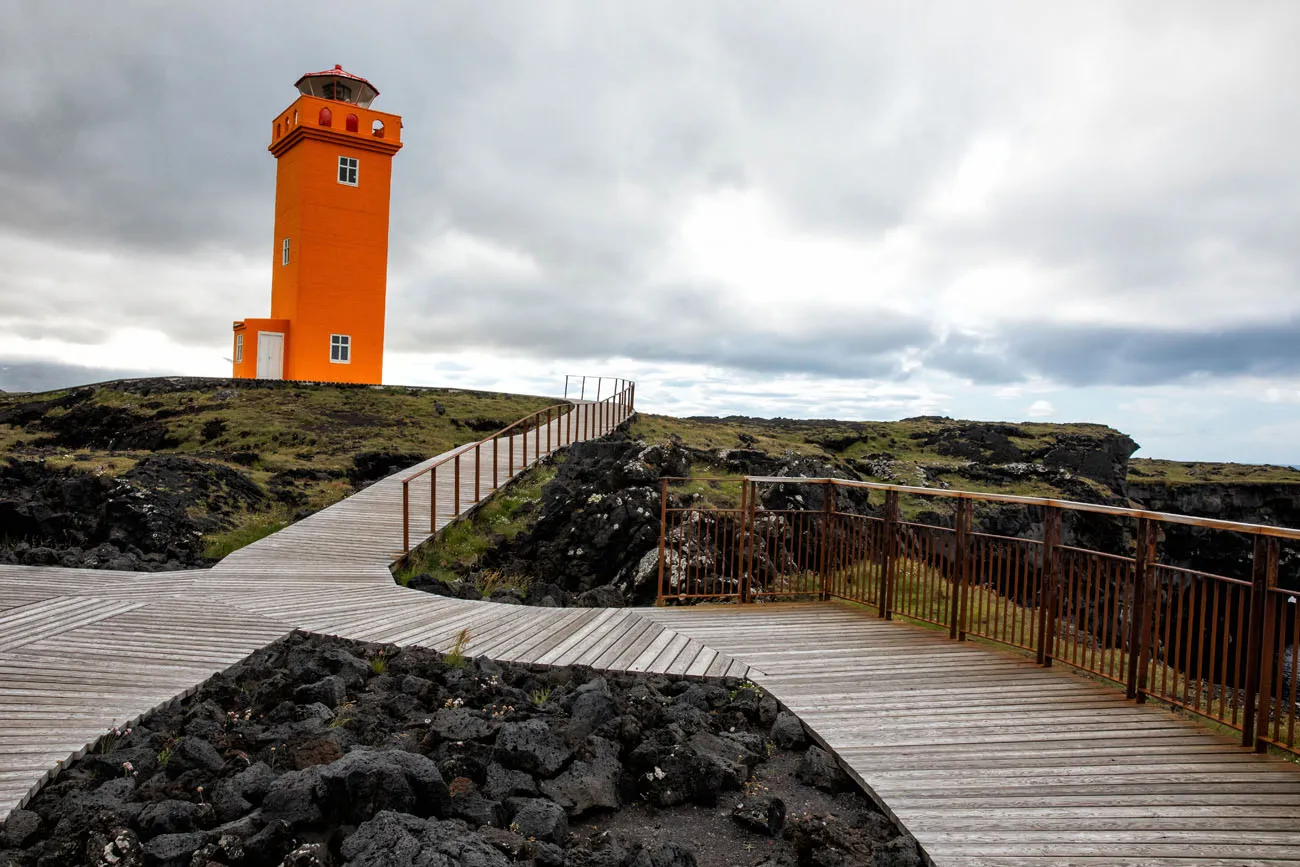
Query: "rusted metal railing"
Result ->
[[656, 475, 1300, 756], [400, 379, 636, 554]]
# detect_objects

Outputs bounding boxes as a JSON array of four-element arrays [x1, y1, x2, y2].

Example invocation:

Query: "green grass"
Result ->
[[1129, 458, 1300, 485], [202, 510, 292, 560], [0, 381, 557, 558], [667, 464, 749, 510], [394, 458, 560, 589]]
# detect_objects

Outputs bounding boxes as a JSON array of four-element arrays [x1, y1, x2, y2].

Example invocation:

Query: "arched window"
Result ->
[[318, 106, 332, 127], [275, 122, 281, 139], [371, 120, 385, 138], [293, 110, 299, 125], [345, 114, 359, 132]]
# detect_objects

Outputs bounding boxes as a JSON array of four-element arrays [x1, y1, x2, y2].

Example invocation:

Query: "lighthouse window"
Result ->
[[330, 334, 351, 363], [235, 333, 244, 364], [322, 81, 352, 102], [338, 156, 358, 186], [281, 238, 290, 265]]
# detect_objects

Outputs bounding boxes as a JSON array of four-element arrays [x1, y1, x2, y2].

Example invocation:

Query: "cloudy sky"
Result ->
[[2, 2, 1298, 463]]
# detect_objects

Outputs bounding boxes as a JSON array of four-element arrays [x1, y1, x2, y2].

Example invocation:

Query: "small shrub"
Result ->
[[446, 628, 472, 668]]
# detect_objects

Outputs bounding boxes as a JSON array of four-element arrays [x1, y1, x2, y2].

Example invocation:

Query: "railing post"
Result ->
[[402, 480, 410, 552], [1037, 506, 1061, 664], [430, 466, 438, 533], [820, 480, 834, 600], [522, 420, 528, 466], [880, 490, 899, 619], [1126, 517, 1156, 699], [1242, 535, 1276, 748], [492, 437, 499, 490], [1254, 537, 1281, 752], [742, 479, 757, 604], [509, 433, 515, 477], [657, 477, 669, 605], [737, 479, 750, 604], [453, 453, 461, 516], [950, 498, 971, 640], [581, 376, 587, 400], [546, 407, 552, 454], [474, 444, 481, 503], [534, 413, 541, 458]]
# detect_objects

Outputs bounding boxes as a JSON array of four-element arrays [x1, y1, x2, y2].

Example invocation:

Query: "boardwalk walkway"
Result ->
[[2, 398, 1300, 864]]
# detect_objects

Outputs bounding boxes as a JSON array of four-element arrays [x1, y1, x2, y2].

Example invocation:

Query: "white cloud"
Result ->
[[1026, 400, 1055, 418]]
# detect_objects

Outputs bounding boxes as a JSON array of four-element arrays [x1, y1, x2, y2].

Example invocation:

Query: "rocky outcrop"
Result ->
[[1128, 481, 1300, 585], [0, 455, 265, 571], [1, 632, 918, 867]]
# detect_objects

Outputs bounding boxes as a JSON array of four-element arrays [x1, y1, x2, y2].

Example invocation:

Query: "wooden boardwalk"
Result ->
[[3, 397, 1300, 864]]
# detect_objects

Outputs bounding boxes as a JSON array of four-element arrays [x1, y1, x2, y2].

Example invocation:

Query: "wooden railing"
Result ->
[[657, 475, 1300, 756], [400, 379, 636, 552]]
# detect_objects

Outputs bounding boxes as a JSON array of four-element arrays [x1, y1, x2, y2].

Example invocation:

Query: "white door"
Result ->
[[256, 332, 284, 380]]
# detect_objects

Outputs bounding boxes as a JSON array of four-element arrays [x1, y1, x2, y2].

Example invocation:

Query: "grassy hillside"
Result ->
[[0, 378, 555, 559], [630, 413, 1135, 504], [1128, 458, 1300, 485]]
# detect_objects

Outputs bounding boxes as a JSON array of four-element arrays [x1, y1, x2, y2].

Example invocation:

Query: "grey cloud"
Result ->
[[1005, 321, 1300, 387], [2, 1, 1299, 399]]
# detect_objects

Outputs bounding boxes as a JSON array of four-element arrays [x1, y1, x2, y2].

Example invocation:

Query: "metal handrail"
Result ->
[[744, 475, 1300, 540], [400, 403, 572, 485], [400, 380, 637, 553], [656, 473, 1300, 756]]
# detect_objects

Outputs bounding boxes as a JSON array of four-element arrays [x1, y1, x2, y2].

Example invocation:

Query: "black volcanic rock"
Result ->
[[0, 632, 910, 867]]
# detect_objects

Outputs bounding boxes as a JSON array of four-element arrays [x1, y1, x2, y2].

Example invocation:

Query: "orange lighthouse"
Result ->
[[233, 65, 402, 384]]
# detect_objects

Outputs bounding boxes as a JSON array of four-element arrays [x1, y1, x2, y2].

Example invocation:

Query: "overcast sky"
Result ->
[[2, 2, 1299, 463]]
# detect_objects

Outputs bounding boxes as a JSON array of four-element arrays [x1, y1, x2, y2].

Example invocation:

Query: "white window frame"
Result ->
[[281, 237, 290, 266], [330, 334, 351, 364], [337, 155, 358, 186], [235, 333, 244, 363]]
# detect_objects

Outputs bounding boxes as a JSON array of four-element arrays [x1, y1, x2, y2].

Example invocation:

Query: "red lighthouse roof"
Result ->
[[294, 64, 379, 108]]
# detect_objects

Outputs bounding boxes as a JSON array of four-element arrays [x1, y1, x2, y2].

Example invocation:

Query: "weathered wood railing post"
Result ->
[[949, 498, 970, 640], [430, 466, 438, 533], [1253, 537, 1281, 752], [656, 477, 669, 605], [880, 490, 900, 620], [1126, 518, 1156, 699], [820, 480, 835, 601], [453, 454, 461, 516], [1242, 535, 1277, 748], [738, 480, 751, 604], [1037, 506, 1061, 665], [402, 480, 410, 552], [741, 479, 758, 604], [474, 444, 481, 503]]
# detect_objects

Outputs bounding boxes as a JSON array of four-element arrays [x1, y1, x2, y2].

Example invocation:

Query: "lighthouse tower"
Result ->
[[233, 65, 402, 384]]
